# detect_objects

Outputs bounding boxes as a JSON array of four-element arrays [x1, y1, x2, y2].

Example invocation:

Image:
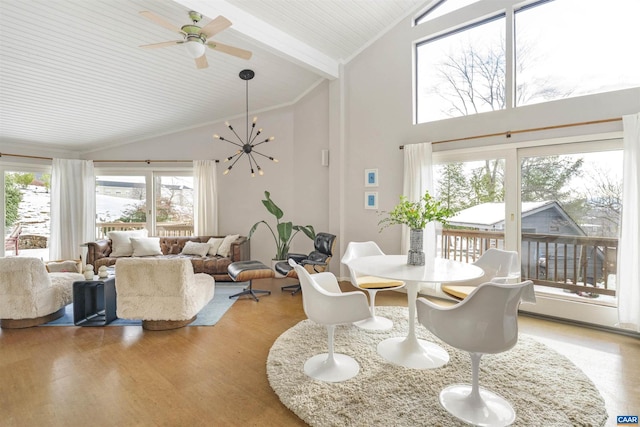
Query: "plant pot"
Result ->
[[407, 228, 425, 266], [272, 259, 286, 278]]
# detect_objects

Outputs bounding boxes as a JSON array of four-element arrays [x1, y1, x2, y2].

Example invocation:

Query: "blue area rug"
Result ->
[[42, 284, 243, 327]]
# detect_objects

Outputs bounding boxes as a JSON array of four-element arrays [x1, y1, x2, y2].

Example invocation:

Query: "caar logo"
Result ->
[[618, 415, 639, 424]]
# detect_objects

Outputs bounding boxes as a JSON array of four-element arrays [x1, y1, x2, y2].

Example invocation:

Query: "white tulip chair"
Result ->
[[416, 280, 536, 427], [441, 248, 520, 300], [341, 241, 405, 331], [291, 259, 370, 382]]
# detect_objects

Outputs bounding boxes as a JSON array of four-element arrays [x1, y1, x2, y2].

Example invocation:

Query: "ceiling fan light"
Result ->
[[185, 40, 206, 59]]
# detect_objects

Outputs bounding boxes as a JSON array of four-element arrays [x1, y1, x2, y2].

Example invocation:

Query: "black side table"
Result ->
[[73, 277, 117, 326]]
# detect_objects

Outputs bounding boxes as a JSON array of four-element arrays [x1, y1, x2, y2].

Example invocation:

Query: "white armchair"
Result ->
[[416, 280, 535, 427], [0, 257, 84, 328], [441, 248, 520, 300], [115, 258, 215, 330], [291, 259, 370, 382], [341, 241, 405, 331]]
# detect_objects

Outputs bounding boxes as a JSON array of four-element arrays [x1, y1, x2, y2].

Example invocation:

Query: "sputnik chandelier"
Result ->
[[214, 69, 278, 176]]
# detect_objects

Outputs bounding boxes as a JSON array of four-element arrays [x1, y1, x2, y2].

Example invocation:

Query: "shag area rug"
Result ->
[[267, 306, 607, 427], [43, 284, 241, 326]]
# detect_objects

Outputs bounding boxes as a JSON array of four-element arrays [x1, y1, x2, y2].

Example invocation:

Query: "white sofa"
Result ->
[[115, 258, 215, 330], [0, 257, 84, 328]]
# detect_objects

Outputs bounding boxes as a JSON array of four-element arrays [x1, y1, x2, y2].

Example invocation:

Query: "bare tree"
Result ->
[[430, 38, 572, 117]]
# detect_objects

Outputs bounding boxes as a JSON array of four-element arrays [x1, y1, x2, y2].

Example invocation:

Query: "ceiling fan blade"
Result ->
[[200, 15, 232, 38], [139, 40, 183, 49], [206, 41, 252, 60], [195, 54, 208, 69], [139, 11, 183, 34]]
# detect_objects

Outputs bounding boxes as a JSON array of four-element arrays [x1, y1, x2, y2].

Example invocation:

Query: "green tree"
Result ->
[[431, 38, 571, 117], [117, 202, 147, 223], [14, 172, 34, 188], [4, 174, 22, 227], [521, 156, 583, 203], [436, 163, 470, 212], [41, 173, 51, 193], [469, 159, 504, 205]]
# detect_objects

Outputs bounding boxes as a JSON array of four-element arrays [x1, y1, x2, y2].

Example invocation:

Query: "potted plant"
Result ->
[[379, 191, 453, 265], [248, 191, 315, 268]]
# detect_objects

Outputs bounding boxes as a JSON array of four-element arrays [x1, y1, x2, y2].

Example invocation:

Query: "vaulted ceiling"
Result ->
[[0, 0, 426, 153]]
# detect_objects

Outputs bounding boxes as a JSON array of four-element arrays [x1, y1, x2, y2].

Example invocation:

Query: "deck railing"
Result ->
[[96, 222, 194, 239], [440, 229, 617, 297]]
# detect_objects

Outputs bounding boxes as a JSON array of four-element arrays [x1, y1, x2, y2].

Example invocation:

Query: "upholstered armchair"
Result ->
[[275, 232, 336, 295], [0, 257, 85, 328], [115, 258, 215, 330]]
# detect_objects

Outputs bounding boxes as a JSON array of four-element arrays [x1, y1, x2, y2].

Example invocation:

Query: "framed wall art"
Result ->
[[364, 191, 378, 210], [364, 169, 378, 187]]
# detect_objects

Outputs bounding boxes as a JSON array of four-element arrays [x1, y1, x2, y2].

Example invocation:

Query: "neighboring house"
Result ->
[[448, 201, 606, 285]]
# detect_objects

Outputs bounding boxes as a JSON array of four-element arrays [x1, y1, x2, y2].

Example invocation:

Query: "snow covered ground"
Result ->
[[7, 184, 139, 239]]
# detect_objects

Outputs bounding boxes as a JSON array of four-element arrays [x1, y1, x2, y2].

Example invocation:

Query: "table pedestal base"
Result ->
[[377, 336, 449, 369]]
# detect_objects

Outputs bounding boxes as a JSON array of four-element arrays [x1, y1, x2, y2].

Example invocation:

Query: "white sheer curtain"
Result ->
[[617, 113, 640, 332], [402, 143, 434, 255], [193, 160, 218, 236], [49, 159, 95, 260]]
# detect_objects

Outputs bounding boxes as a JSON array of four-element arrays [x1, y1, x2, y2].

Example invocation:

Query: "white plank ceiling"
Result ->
[[0, 0, 426, 152]]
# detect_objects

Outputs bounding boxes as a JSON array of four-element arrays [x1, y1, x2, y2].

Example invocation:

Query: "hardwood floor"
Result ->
[[1, 277, 637, 427]]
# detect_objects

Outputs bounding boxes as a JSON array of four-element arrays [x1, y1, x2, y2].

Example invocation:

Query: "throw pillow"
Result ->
[[108, 229, 149, 257], [217, 234, 240, 257], [130, 237, 162, 257], [207, 237, 225, 256], [46, 260, 80, 273], [181, 241, 211, 257]]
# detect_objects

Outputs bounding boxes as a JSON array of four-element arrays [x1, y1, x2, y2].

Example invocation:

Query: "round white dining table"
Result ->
[[348, 255, 484, 369]]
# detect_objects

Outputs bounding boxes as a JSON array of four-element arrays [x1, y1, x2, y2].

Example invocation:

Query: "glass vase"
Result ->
[[407, 228, 425, 266]]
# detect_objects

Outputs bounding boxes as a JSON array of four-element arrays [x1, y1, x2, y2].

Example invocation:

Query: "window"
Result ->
[[519, 149, 622, 304], [415, 0, 640, 123], [3, 168, 51, 259], [415, 0, 482, 25], [96, 175, 147, 239], [153, 174, 193, 237], [433, 155, 506, 259], [515, 0, 640, 106], [95, 171, 194, 238], [416, 15, 506, 123]]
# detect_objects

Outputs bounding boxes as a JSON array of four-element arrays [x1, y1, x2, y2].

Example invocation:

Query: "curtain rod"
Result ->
[[0, 153, 219, 163], [399, 117, 622, 149]]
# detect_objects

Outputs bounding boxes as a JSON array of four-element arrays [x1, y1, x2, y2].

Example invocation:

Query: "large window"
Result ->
[[95, 171, 193, 238], [416, 15, 506, 123], [3, 168, 51, 259], [515, 0, 640, 106], [415, 0, 640, 123]]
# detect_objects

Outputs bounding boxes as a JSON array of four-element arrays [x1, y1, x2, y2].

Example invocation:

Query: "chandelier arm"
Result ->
[[227, 127, 246, 145], [251, 150, 276, 161], [248, 152, 262, 170], [221, 139, 244, 148], [251, 138, 272, 148], [227, 153, 245, 169]]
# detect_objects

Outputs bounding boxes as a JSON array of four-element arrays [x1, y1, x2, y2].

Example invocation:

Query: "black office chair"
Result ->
[[275, 232, 337, 295]]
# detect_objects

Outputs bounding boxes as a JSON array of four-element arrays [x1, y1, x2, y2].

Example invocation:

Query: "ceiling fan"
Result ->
[[139, 10, 252, 69]]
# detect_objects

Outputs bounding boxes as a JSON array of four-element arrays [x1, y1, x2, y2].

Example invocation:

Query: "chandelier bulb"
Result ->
[[268, 136, 275, 141], [213, 134, 219, 139], [251, 169, 255, 177], [259, 169, 264, 176], [253, 117, 257, 123], [223, 167, 232, 175]]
